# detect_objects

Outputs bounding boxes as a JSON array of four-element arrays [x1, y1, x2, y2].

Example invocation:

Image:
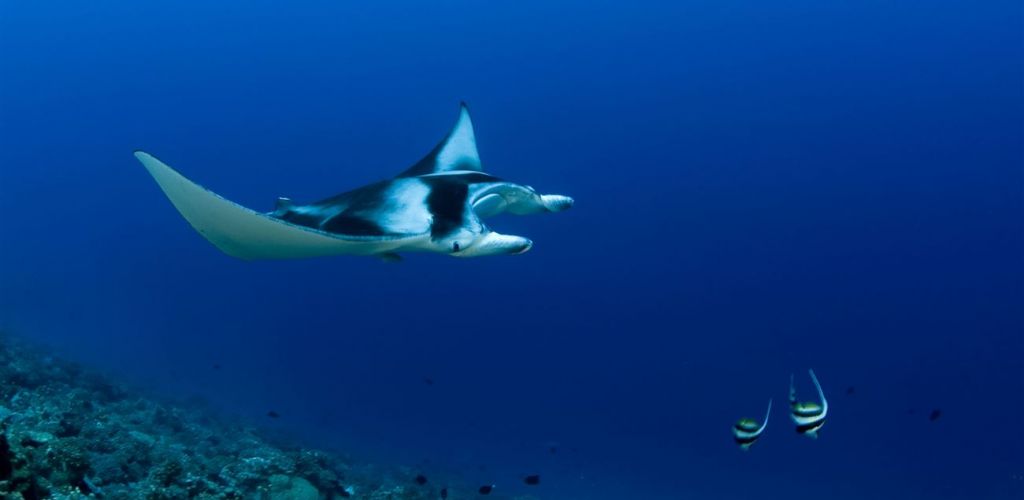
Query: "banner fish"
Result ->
[[733, 398, 773, 450], [790, 369, 828, 438]]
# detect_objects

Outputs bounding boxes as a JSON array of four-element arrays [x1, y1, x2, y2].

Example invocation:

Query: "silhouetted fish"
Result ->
[[424, 377, 434, 386], [524, 474, 540, 485], [266, 411, 280, 419], [415, 474, 428, 485], [478, 484, 494, 495], [846, 386, 855, 395], [929, 409, 942, 422], [544, 441, 561, 454], [440, 487, 448, 499], [213, 363, 222, 371]]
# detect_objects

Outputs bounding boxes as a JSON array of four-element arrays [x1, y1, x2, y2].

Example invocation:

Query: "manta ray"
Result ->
[[135, 104, 573, 260]]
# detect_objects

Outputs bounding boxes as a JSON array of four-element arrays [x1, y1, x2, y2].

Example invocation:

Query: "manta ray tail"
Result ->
[[135, 151, 380, 260]]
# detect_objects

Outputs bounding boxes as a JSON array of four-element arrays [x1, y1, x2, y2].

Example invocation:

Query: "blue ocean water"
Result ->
[[1, 0, 1021, 498]]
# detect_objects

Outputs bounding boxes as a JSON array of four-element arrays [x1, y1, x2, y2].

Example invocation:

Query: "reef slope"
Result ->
[[0, 334, 494, 499]]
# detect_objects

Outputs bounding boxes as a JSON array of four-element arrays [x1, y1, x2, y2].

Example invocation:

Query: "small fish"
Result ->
[[929, 409, 942, 422], [524, 474, 541, 485], [415, 474, 428, 485], [440, 487, 448, 499], [478, 484, 494, 495], [424, 377, 435, 386], [266, 411, 281, 419], [212, 363, 222, 371], [845, 386, 855, 396], [790, 369, 828, 438], [377, 252, 403, 263], [733, 399, 772, 450]]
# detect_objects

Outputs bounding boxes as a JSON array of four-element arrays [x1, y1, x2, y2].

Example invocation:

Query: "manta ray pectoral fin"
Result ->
[[398, 103, 482, 177], [135, 151, 384, 260], [501, 193, 574, 215], [472, 185, 574, 218], [473, 193, 508, 218]]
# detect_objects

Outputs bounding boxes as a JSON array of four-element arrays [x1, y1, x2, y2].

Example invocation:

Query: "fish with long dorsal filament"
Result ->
[[790, 369, 828, 438], [135, 103, 573, 260], [732, 398, 772, 450]]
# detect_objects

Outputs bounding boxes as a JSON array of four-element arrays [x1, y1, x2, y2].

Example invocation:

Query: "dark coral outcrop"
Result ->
[[0, 334, 503, 499]]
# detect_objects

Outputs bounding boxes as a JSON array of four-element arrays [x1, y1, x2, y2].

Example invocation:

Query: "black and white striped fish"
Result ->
[[790, 369, 828, 438], [732, 399, 772, 450]]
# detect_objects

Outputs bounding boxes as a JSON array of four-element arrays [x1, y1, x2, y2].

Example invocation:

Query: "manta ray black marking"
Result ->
[[136, 103, 573, 260]]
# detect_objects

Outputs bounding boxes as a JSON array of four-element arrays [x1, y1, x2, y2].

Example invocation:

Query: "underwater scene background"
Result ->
[[1, 1, 1021, 498]]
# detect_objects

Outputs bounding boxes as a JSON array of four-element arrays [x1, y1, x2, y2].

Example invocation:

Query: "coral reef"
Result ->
[[0, 335, 502, 499]]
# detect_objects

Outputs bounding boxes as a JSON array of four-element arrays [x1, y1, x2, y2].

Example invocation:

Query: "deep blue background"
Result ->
[[1, 1, 1021, 498]]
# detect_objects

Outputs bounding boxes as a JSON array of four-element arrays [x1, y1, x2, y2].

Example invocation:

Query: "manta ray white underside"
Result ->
[[137, 104, 573, 260], [136, 151, 407, 259]]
